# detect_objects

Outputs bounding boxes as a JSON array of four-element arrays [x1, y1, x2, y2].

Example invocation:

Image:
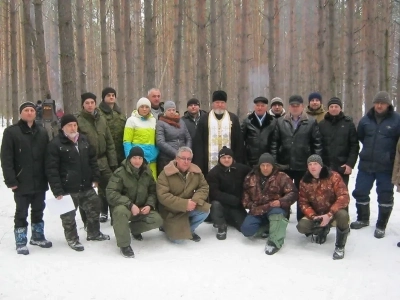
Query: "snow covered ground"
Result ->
[[0, 127, 399, 300]]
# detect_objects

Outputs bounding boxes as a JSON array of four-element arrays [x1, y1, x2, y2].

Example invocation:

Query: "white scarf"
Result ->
[[208, 110, 231, 171]]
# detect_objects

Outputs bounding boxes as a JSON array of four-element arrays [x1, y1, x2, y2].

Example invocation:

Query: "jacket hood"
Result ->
[[163, 160, 202, 176]]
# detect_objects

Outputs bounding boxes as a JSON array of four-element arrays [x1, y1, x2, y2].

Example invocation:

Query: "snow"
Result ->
[[0, 127, 399, 300]]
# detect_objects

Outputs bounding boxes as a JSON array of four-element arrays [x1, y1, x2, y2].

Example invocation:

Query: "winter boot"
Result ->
[[265, 241, 280, 255], [120, 246, 135, 258], [333, 227, 349, 260], [132, 234, 143, 241], [190, 232, 201, 242], [30, 221, 52, 248], [216, 224, 227, 240], [14, 227, 29, 255], [374, 205, 393, 239], [350, 203, 370, 229], [87, 232, 110, 241], [67, 239, 84, 251], [314, 226, 330, 245], [99, 213, 108, 223], [267, 214, 289, 250]]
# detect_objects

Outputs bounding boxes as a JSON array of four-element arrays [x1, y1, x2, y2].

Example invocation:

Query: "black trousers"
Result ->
[[14, 192, 46, 228], [210, 200, 247, 231], [284, 170, 305, 221]]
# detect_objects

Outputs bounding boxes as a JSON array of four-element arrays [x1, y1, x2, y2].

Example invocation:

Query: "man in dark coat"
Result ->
[[193, 90, 244, 176], [270, 95, 322, 221], [1, 102, 52, 255], [351, 91, 400, 239], [242, 96, 277, 167], [46, 114, 110, 251], [318, 97, 359, 186], [181, 98, 207, 141], [206, 147, 251, 240]]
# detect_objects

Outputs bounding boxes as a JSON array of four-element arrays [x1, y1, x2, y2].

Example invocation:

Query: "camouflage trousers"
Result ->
[[60, 188, 101, 241]]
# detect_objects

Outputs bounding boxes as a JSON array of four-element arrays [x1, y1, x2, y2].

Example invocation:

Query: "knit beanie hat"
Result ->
[[253, 97, 268, 104], [128, 146, 144, 160], [258, 153, 275, 166], [271, 97, 284, 106], [327, 97, 342, 109], [101, 87, 116, 101], [373, 91, 391, 105], [61, 114, 78, 128], [164, 101, 176, 111], [187, 98, 200, 107], [218, 146, 234, 161], [308, 92, 322, 102], [19, 101, 36, 113], [81, 92, 97, 105], [307, 154, 323, 167], [212, 90, 227, 102], [136, 97, 151, 109]]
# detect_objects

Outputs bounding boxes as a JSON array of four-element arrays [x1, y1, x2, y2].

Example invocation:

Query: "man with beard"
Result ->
[[193, 90, 244, 176], [147, 88, 164, 119], [269, 97, 286, 119], [306, 92, 326, 123], [181, 98, 207, 140]]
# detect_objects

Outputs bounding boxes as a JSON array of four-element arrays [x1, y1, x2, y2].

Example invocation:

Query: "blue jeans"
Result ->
[[352, 171, 394, 206], [170, 210, 209, 243], [241, 208, 286, 237]]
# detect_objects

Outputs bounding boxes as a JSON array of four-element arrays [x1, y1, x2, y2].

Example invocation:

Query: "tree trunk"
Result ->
[[267, 0, 275, 98], [58, 0, 77, 114], [289, 0, 295, 92], [11, 0, 19, 123], [237, 0, 249, 120], [209, 0, 218, 92], [220, 0, 227, 90], [196, 0, 208, 106], [344, 0, 354, 114], [397, 33, 400, 111], [22, 0, 34, 102], [5, 0, 11, 125], [172, 0, 183, 107], [273, 0, 281, 98], [113, 0, 125, 108], [133, 0, 143, 98], [364, 0, 377, 109], [76, 0, 86, 93], [317, 0, 324, 95], [144, 0, 156, 91], [100, 0, 110, 87], [326, 0, 336, 96], [123, 0, 134, 113]]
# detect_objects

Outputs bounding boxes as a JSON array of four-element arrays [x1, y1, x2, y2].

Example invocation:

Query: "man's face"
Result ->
[[309, 99, 321, 110], [130, 156, 144, 168], [20, 107, 36, 123], [271, 103, 283, 115], [148, 90, 161, 107], [104, 93, 116, 105], [260, 163, 273, 176], [308, 162, 322, 177], [138, 105, 150, 116], [187, 104, 200, 115], [374, 102, 389, 114], [83, 99, 96, 113], [63, 122, 78, 138], [212, 101, 226, 114], [328, 104, 341, 116], [220, 155, 233, 167], [289, 103, 303, 117], [254, 102, 267, 116], [176, 151, 192, 172]]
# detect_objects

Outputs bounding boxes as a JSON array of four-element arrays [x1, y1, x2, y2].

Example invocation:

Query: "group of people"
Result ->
[[2, 87, 400, 260]]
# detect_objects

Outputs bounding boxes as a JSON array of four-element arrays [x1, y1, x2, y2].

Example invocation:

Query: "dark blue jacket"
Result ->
[[357, 106, 400, 173]]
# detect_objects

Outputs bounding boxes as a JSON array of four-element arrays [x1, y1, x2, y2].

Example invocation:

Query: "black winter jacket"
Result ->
[[45, 131, 100, 196], [181, 110, 207, 141], [241, 112, 277, 167], [357, 106, 400, 173], [270, 111, 322, 171], [319, 112, 359, 172], [206, 162, 252, 207], [1, 120, 49, 195]]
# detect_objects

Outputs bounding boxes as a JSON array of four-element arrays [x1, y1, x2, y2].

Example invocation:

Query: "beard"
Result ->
[[66, 132, 78, 139], [214, 109, 225, 115]]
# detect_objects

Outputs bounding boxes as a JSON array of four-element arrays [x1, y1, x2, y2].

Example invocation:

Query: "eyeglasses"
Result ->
[[178, 156, 192, 162]]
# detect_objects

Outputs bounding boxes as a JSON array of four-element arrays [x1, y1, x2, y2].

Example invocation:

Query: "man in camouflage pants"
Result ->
[[46, 114, 110, 251]]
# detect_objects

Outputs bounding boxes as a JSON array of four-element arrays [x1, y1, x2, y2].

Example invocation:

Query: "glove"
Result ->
[[276, 164, 289, 170]]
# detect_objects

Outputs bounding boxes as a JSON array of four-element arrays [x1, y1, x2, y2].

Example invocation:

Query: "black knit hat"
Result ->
[[19, 101, 36, 114], [81, 92, 97, 105], [308, 92, 322, 102], [187, 98, 200, 107], [128, 146, 144, 160], [61, 114, 78, 128], [289, 95, 303, 105], [327, 97, 342, 109], [212, 90, 227, 102], [258, 153, 275, 166], [102, 87, 116, 101], [253, 97, 268, 104], [218, 146, 234, 161], [307, 154, 323, 167]]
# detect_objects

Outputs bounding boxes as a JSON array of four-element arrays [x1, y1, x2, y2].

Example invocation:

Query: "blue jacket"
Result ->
[[357, 106, 400, 173]]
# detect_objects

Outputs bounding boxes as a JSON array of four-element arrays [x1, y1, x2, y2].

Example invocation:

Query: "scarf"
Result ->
[[208, 110, 231, 171], [159, 115, 181, 128]]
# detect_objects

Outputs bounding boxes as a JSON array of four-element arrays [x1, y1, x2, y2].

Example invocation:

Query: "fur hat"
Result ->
[[212, 90, 227, 102]]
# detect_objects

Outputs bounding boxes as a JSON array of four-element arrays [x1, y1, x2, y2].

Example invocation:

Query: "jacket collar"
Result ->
[[269, 108, 286, 118], [366, 105, 394, 119], [248, 111, 273, 128], [80, 108, 100, 121], [324, 111, 345, 122], [121, 159, 152, 177], [163, 160, 202, 176], [99, 101, 122, 114], [283, 110, 309, 122], [18, 119, 37, 133], [183, 109, 206, 120], [302, 166, 331, 183], [306, 105, 325, 116]]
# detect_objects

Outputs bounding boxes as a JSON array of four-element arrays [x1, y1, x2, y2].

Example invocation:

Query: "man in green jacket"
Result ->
[[106, 147, 163, 258], [77, 92, 118, 224], [98, 87, 126, 165]]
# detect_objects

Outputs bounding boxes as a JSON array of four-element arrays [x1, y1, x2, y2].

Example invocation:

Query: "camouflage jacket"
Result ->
[[76, 108, 118, 169], [299, 167, 349, 219], [98, 101, 126, 165], [242, 168, 298, 216]]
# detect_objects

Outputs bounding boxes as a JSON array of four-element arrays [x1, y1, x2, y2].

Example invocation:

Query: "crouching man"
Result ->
[[297, 155, 350, 260], [157, 147, 210, 243], [106, 147, 163, 258], [241, 153, 297, 255], [46, 114, 110, 251]]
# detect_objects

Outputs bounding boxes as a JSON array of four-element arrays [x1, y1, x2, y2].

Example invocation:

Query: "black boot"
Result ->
[[121, 246, 135, 258], [216, 224, 227, 240], [333, 227, 349, 260], [350, 203, 370, 229], [132, 234, 143, 241], [374, 205, 393, 239]]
